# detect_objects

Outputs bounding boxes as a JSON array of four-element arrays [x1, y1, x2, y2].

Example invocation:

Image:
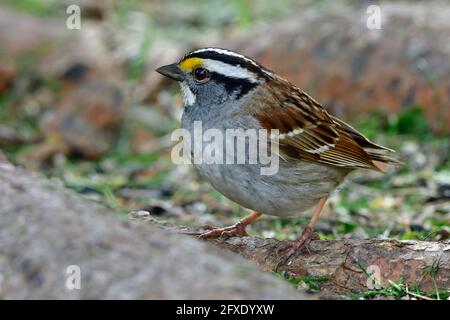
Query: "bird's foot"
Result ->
[[275, 226, 319, 269], [197, 223, 249, 239], [196, 212, 261, 239]]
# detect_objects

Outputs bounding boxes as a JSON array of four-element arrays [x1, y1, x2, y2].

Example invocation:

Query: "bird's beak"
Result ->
[[156, 63, 185, 81]]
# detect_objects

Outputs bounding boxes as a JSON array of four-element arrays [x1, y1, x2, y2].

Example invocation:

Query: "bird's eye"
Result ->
[[193, 67, 210, 82]]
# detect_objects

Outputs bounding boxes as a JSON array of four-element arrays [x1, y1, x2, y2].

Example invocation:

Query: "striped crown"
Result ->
[[178, 48, 273, 97]]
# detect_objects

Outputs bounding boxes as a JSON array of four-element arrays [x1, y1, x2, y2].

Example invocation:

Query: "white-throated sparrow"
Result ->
[[157, 47, 400, 261]]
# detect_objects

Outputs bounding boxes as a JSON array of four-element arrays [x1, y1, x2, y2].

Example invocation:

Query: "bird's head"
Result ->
[[156, 47, 273, 109]]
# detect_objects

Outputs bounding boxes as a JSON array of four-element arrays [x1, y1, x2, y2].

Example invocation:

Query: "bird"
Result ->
[[156, 47, 400, 263]]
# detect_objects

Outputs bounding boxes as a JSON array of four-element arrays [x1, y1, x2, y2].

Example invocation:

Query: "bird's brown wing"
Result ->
[[252, 79, 398, 171]]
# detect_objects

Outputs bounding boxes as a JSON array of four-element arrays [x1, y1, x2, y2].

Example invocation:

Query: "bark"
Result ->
[[153, 222, 450, 299]]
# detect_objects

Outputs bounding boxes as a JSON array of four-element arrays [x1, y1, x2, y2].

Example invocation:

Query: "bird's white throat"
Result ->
[[179, 82, 196, 106]]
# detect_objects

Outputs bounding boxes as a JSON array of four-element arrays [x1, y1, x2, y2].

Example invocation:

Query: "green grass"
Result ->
[[354, 106, 436, 141], [3, 0, 57, 16], [232, 0, 253, 26], [273, 272, 329, 292], [350, 280, 450, 300], [126, 20, 153, 82], [350, 280, 445, 300]]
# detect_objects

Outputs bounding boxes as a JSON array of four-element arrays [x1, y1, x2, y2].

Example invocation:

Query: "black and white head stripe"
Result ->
[[182, 47, 273, 82]]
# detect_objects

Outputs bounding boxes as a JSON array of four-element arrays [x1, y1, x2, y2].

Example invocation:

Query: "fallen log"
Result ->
[[142, 216, 450, 299], [2, 155, 448, 299]]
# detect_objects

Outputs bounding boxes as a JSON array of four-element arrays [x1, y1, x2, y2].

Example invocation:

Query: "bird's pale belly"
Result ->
[[194, 160, 349, 218]]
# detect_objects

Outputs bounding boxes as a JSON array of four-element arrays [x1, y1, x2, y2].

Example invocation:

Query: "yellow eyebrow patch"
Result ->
[[179, 57, 203, 71]]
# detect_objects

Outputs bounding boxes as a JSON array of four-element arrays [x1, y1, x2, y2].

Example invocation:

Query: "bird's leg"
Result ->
[[198, 212, 262, 239], [277, 197, 327, 266]]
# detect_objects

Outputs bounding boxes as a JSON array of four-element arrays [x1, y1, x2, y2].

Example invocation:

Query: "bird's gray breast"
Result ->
[[181, 103, 348, 217]]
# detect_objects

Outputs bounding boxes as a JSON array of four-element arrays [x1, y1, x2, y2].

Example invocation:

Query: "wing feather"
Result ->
[[251, 78, 399, 171]]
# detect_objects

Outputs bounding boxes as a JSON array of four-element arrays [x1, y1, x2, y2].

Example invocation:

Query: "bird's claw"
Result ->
[[275, 227, 319, 270], [197, 223, 249, 239]]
